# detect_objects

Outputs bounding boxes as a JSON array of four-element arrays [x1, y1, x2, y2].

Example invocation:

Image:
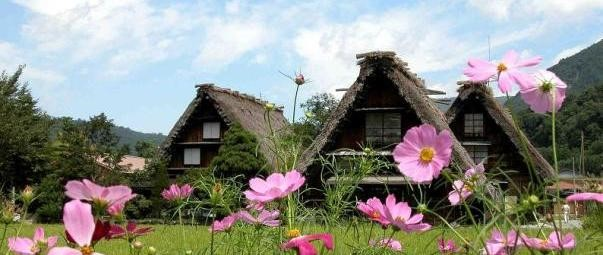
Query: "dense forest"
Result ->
[[509, 39, 603, 176]]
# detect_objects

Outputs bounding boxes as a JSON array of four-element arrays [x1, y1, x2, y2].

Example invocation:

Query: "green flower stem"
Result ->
[[292, 84, 300, 124], [287, 194, 294, 229], [427, 209, 472, 249], [0, 223, 8, 253]]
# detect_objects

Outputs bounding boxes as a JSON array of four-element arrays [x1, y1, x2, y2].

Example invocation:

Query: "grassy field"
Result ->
[[1, 223, 602, 254]]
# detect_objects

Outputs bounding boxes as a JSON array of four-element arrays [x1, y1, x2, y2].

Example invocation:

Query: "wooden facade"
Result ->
[[162, 84, 288, 178], [445, 82, 554, 194], [297, 51, 476, 203]]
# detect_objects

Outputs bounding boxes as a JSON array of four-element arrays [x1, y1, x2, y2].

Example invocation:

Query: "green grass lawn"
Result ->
[[1, 223, 602, 254]]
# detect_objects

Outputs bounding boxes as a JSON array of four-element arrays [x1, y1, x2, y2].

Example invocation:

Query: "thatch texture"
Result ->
[[162, 84, 288, 169], [297, 51, 475, 172], [445, 81, 554, 177]]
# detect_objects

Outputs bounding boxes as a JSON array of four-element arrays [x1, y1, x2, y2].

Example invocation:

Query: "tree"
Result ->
[[0, 66, 49, 189], [293, 93, 339, 147], [209, 123, 268, 178]]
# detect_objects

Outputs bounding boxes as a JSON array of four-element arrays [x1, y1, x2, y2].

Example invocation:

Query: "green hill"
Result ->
[[506, 39, 603, 176], [112, 125, 166, 149]]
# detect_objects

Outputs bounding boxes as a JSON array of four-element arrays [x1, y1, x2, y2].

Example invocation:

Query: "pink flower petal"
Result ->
[[63, 200, 95, 247]]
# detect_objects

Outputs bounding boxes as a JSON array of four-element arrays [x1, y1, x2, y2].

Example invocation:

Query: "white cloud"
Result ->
[[194, 18, 272, 71], [468, 0, 603, 21], [14, 0, 198, 75], [293, 6, 480, 94]]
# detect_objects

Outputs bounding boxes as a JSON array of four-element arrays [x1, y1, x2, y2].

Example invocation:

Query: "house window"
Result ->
[[466, 145, 488, 164], [183, 148, 201, 165], [464, 113, 484, 138], [203, 122, 221, 139], [365, 112, 401, 147]]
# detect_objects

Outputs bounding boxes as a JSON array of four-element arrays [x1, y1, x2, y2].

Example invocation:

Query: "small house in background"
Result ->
[[297, 51, 475, 200], [162, 84, 288, 178], [96, 155, 147, 173], [445, 81, 554, 191]]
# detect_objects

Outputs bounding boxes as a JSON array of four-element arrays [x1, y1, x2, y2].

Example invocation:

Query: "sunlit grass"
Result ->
[[1, 223, 602, 254]]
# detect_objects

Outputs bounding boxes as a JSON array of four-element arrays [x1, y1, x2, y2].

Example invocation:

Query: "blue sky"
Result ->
[[1, 0, 602, 134]]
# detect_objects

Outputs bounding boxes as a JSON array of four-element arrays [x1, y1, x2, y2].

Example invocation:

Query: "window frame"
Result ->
[[466, 145, 488, 164], [365, 112, 402, 148], [183, 148, 201, 165], [464, 113, 484, 138], [203, 122, 221, 139]]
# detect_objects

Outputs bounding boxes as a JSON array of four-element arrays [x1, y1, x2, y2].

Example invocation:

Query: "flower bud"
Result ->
[[147, 247, 157, 255], [1, 201, 16, 224], [20, 186, 35, 205], [294, 73, 305, 85], [417, 203, 429, 213], [133, 241, 144, 250]]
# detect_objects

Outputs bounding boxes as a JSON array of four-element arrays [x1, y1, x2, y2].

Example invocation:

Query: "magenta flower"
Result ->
[[106, 202, 124, 217], [566, 192, 603, 203], [209, 215, 238, 233], [382, 195, 431, 232], [281, 233, 334, 255], [369, 238, 402, 251], [244, 170, 305, 203], [519, 70, 567, 114], [464, 50, 541, 93], [108, 221, 153, 241], [522, 231, 575, 251], [8, 227, 58, 255], [65, 179, 136, 208], [356, 197, 390, 226], [48, 200, 103, 255], [394, 124, 453, 183], [448, 164, 486, 205], [237, 209, 280, 227], [486, 230, 522, 255], [437, 238, 460, 254], [161, 184, 193, 201]]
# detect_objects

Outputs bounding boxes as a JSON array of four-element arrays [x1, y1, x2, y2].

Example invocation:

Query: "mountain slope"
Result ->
[[112, 125, 166, 148]]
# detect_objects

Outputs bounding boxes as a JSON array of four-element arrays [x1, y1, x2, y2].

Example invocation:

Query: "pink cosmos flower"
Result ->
[[394, 124, 453, 183], [108, 221, 153, 241], [521, 231, 575, 251], [281, 233, 334, 255], [8, 227, 58, 255], [65, 179, 136, 208], [382, 194, 431, 232], [437, 238, 460, 254], [566, 192, 603, 203], [237, 209, 280, 227], [244, 170, 305, 203], [356, 197, 390, 226], [48, 200, 103, 255], [519, 70, 567, 114], [448, 164, 486, 205], [161, 184, 193, 201], [486, 230, 522, 255], [209, 215, 238, 233], [464, 50, 542, 93], [369, 238, 402, 251]]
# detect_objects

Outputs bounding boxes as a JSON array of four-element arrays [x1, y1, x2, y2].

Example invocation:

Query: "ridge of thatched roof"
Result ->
[[162, 83, 288, 169], [445, 81, 554, 177], [297, 51, 476, 172]]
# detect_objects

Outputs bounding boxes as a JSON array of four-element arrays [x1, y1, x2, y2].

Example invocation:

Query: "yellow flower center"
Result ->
[[80, 246, 94, 255], [395, 216, 405, 223], [30, 245, 40, 253], [370, 211, 381, 220], [497, 63, 507, 73], [419, 147, 435, 163], [286, 229, 301, 238]]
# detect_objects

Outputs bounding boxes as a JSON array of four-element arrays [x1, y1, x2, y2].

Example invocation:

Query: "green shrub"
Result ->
[[209, 123, 267, 178], [582, 204, 603, 231]]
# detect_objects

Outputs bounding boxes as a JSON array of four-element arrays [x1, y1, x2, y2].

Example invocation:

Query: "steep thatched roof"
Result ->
[[297, 51, 475, 172], [445, 81, 554, 177], [162, 84, 288, 169]]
